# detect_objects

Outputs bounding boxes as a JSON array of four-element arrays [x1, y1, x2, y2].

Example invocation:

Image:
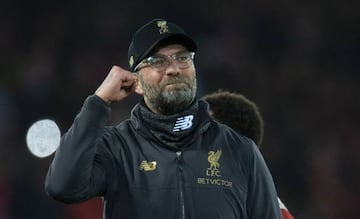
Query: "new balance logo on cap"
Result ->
[[173, 115, 194, 132]]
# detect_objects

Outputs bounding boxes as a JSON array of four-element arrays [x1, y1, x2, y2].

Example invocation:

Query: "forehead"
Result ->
[[154, 44, 188, 55]]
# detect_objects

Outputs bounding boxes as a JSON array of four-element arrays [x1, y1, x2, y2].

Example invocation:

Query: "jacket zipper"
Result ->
[[176, 151, 185, 219]]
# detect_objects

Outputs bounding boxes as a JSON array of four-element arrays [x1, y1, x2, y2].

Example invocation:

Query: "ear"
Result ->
[[133, 75, 144, 95]]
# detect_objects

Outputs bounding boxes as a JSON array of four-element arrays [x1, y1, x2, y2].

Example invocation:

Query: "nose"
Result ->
[[164, 58, 180, 76]]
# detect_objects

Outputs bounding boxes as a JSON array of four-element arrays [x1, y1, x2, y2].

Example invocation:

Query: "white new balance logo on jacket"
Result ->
[[173, 115, 194, 132]]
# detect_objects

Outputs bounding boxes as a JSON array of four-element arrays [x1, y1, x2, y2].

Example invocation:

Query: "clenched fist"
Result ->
[[95, 65, 137, 104]]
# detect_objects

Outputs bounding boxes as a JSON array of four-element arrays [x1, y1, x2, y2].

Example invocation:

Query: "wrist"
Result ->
[[94, 94, 111, 105]]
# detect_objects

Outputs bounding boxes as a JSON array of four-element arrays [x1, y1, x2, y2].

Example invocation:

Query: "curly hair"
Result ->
[[202, 90, 264, 146]]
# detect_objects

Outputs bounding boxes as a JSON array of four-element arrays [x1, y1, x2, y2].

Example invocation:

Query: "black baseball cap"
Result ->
[[128, 18, 197, 72]]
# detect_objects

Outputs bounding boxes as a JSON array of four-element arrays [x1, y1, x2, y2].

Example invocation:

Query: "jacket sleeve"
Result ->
[[246, 141, 282, 219], [44, 95, 113, 203]]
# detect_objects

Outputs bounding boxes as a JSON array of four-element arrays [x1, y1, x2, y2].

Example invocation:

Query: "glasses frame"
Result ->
[[134, 51, 195, 72]]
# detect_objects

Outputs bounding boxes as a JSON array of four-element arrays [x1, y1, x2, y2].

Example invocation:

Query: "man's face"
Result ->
[[136, 44, 197, 115]]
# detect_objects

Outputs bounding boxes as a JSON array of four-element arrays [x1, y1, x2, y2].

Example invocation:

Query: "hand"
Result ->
[[95, 65, 137, 104]]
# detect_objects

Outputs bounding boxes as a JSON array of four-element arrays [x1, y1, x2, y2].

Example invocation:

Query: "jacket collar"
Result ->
[[130, 98, 211, 149]]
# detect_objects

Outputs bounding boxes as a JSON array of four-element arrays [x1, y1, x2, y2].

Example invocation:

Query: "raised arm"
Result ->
[[44, 66, 137, 203]]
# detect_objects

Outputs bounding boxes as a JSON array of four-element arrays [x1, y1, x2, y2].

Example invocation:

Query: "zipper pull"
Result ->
[[176, 151, 182, 160]]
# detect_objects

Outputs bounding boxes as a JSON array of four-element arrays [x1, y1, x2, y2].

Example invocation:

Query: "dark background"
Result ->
[[1, 0, 359, 218]]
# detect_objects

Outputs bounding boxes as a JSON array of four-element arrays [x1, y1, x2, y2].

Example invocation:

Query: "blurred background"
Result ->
[[0, 0, 359, 218]]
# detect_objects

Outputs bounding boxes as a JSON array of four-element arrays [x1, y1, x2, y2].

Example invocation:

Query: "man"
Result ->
[[202, 90, 295, 219], [45, 18, 281, 218]]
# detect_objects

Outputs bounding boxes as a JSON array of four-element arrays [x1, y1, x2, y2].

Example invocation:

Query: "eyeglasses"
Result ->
[[134, 51, 195, 72]]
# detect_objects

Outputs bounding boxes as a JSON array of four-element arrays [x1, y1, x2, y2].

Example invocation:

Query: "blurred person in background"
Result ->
[[202, 90, 295, 219]]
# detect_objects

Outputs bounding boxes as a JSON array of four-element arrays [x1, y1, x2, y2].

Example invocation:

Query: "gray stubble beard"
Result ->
[[139, 74, 197, 115]]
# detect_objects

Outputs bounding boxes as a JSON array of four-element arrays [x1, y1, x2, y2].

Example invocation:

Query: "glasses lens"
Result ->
[[147, 56, 167, 68], [174, 52, 194, 69], [176, 52, 192, 63]]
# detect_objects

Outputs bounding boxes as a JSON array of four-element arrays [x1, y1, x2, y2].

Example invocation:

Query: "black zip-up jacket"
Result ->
[[45, 95, 281, 219]]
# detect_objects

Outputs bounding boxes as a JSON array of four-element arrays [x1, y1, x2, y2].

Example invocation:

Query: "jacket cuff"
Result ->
[[83, 95, 111, 116]]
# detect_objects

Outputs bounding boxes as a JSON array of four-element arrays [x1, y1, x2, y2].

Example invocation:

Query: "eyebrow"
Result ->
[[154, 49, 188, 56]]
